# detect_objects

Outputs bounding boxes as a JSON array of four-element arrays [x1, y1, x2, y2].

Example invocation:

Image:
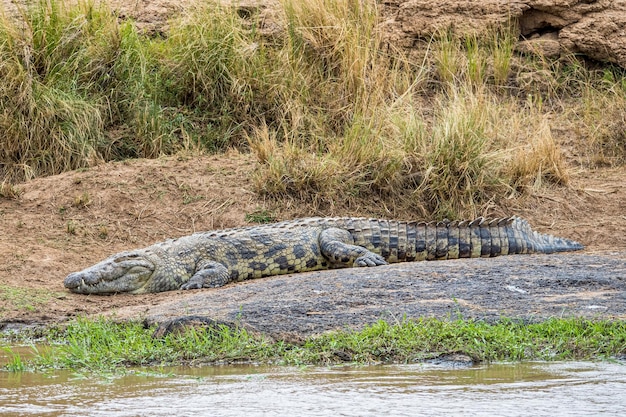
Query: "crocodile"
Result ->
[[64, 216, 583, 294]]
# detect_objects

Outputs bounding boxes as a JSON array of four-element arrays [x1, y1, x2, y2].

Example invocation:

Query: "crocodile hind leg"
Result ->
[[319, 228, 388, 267]]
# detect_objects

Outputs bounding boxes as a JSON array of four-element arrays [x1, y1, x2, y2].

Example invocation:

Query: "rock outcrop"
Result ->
[[380, 0, 626, 67]]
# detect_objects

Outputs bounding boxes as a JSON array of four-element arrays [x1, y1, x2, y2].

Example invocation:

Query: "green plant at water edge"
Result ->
[[2, 347, 26, 372], [289, 318, 624, 364], [3, 317, 624, 373], [21, 317, 277, 372]]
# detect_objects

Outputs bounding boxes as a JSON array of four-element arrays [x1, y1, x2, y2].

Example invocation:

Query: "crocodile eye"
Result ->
[[127, 265, 151, 274], [118, 258, 154, 272], [114, 253, 141, 263]]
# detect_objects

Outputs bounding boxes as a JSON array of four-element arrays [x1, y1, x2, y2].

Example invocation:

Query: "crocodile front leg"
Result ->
[[181, 260, 231, 290], [319, 227, 387, 267]]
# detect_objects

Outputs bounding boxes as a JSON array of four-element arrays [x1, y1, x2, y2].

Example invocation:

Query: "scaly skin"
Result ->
[[63, 216, 584, 294]]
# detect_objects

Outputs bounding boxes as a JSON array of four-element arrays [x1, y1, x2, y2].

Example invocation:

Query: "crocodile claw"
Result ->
[[354, 253, 388, 267]]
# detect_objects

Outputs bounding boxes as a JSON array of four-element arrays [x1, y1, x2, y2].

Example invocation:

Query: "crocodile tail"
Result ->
[[419, 216, 584, 260], [354, 216, 583, 262], [318, 217, 583, 262], [506, 216, 584, 254]]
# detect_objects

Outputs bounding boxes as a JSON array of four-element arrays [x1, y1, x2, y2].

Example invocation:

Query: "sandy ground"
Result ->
[[0, 151, 624, 332]]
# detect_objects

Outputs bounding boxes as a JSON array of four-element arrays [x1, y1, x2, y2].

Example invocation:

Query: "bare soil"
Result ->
[[0, 151, 624, 335]]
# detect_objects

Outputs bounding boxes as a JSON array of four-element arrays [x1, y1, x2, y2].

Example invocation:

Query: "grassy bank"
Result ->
[[2, 317, 626, 373], [1, 0, 625, 217]]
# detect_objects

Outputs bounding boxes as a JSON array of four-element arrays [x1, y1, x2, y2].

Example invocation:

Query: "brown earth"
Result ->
[[0, 151, 624, 334]]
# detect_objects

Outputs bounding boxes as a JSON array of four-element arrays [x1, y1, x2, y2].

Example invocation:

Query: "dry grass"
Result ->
[[0, 181, 21, 199], [247, 9, 577, 218], [507, 120, 570, 191], [577, 75, 626, 167], [0, 0, 624, 218], [0, 0, 116, 182]]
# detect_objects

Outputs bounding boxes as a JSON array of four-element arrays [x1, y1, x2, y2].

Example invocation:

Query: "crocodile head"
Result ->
[[64, 249, 176, 294]]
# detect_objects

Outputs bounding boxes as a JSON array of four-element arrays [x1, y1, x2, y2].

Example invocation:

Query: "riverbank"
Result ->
[[3, 317, 626, 372], [0, 0, 625, 369]]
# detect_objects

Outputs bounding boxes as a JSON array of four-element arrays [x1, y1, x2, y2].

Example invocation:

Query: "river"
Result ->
[[1, 361, 626, 416]]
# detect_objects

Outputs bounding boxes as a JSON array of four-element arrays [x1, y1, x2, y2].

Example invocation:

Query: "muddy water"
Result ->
[[1, 362, 626, 416]]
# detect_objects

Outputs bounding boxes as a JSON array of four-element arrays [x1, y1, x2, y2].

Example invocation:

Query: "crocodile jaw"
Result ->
[[64, 251, 156, 294]]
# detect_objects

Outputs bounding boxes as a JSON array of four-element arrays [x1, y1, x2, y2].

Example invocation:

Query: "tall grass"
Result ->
[[106, 21, 169, 159], [577, 69, 626, 166], [0, 0, 623, 217], [246, 2, 574, 218], [0, 0, 113, 182]]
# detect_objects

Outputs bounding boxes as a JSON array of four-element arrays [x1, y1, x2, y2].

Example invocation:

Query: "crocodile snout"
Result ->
[[64, 272, 81, 289]]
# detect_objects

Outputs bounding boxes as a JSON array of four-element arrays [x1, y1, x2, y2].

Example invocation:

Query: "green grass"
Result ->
[[2, 317, 626, 373], [0, 285, 63, 318], [2, 347, 27, 372], [245, 209, 277, 224], [0, 0, 625, 218]]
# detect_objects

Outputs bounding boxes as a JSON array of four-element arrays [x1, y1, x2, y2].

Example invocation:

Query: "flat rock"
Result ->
[[111, 251, 626, 339]]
